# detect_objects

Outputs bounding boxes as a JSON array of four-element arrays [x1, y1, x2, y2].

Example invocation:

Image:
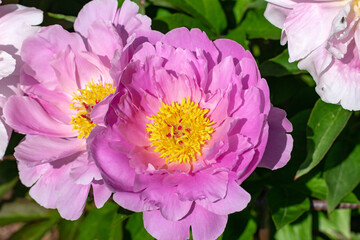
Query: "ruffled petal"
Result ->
[[161, 28, 219, 65], [14, 135, 85, 165], [113, 191, 156, 212], [259, 107, 293, 170], [197, 180, 250, 215], [89, 126, 135, 191], [17, 161, 50, 187], [3, 96, 74, 137], [70, 154, 102, 185], [164, 172, 228, 202], [190, 205, 228, 240], [74, 0, 118, 38], [282, 2, 343, 62], [264, 3, 291, 29], [143, 209, 191, 240]]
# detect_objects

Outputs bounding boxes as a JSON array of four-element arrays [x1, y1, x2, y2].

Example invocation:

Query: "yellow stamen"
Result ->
[[69, 80, 115, 138], [146, 97, 214, 163]]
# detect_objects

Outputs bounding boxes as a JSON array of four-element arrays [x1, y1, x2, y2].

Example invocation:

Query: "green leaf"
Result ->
[[222, 209, 257, 240], [267, 186, 310, 229], [275, 213, 312, 240], [304, 176, 328, 200], [341, 191, 360, 203], [319, 209, 351, 240], [154, 13, 214, 37], [58, 218, 82, 240], [296, 100, 352, 178], [0, 199, 53, 226], [125, 213, 154, 240], [9, 214, 60, 240], [225, 27, 249, 50], [233, 0, 252, 23], [259, 49, 304, 77], [325, 144, 360, 211], [238, 8, 281, 40], [47, 12, 76, 22], [150, 0, 227, 35], [77, 202, 128, 240]]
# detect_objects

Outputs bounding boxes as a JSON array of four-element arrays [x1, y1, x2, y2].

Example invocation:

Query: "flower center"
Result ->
[[69, 80, 115, 139], [146, 97, 214, 163]]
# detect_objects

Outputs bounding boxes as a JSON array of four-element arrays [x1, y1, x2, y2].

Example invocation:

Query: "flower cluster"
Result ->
[[265, 0, 360, 110], [0, 0, 294, 239]]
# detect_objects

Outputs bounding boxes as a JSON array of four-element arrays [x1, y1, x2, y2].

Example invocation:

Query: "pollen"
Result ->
[[69, 80, 115, 139], [146, 97, 214, 163]]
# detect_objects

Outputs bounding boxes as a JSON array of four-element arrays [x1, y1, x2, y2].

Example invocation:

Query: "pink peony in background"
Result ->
[[3, 0, 153, 220], [90, 27, 293, 240], [0, 3, 43, 159], [265, 0, 360, 110]]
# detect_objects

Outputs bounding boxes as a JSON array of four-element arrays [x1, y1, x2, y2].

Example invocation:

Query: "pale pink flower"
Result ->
[[265, 0, 360, 110], [89, 27, 293, 240], [0, 3, 42, 159], [3, 0, 155, 220]]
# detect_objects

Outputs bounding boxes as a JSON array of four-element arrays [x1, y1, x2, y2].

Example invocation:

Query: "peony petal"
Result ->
[[0, 51, 15, 79], [259, 107, 293, 170], [17, 161, 51, 187], [92, 181, 112, 208], [49, 46, 78, 94], [190, 205, 228, 240], [21, 25, 86, 87], [161, 28, 219, 65], [3, 96, 74, 137], [89, 126, 135, 191], [0, 118, 11, 159], [264, 3, 291, 29], [87, 20, 122, 61], [197, 180, 250, 215], [208, 56, 236, 93], [28, 161, 70, 209], [56, 175, 90, 220], [116, 0, 151, 35], [164, 171, 229, 202], [283, 2, 343, 62], [70, 154, 103, 185], [114, 191, 157, 212], [214, 38, 247, 63], [14, 135, 85, 165], [143, 209, 191, 240], [0, 4, 43, 50], [74, 0, 118, 38]]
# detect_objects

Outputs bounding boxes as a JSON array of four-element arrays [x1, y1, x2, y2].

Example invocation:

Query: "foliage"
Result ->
[[1, 0, 360, 239]]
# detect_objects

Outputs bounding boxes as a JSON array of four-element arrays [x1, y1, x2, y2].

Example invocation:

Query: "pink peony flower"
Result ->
[[89, 27, 293, 240], [3, 0, 155, 220], [265, 0, 360, 110], [0, 3, 43, 159]]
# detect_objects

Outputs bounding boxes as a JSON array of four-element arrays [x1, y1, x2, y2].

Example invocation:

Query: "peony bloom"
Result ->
[[90, 27, 293, 240], [0, 3, 43, 159], [3, 0, 154, 220], [265, 0, 360, 110]]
